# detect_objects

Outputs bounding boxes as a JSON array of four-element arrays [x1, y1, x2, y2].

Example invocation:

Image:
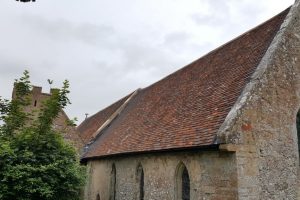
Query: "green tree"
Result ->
[[0, 71, 85, 200]]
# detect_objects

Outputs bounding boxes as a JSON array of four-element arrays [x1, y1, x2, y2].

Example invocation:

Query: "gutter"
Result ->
[[80, 144, 220, 164]]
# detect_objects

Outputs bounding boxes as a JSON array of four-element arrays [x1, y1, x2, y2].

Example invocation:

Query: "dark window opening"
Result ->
[[297, 110, 300, 159], [140, 169, 144, 200], [34, 100, 37, 107], [175, 162, 190, 200], [96, 194, 100, 200], [137, 164, 144, 200], [109, 164, 116, 200], [182, 166, 190, 200]]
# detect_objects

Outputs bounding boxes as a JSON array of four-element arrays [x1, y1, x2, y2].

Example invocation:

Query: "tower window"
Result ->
[[34, 100, 37, 107]]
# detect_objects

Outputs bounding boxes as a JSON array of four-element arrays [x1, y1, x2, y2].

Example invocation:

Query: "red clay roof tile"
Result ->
[[77, 94, 132, 143], [81, 8, 290, 159]]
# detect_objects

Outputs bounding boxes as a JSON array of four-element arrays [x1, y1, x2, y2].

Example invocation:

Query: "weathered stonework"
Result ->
[[85, 151, 237, 200], [81, 1, 300, 199], [217, 1, 300, 199], [13, 86, 84, 151]]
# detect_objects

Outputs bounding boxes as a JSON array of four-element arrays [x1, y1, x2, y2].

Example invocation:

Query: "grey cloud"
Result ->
[[190, 1, 263, 29], [189, 1, 268, 49], [164, 32, 190, 45], [0, 59, 25, 76], [1, 0, 292, 123], [190, 14, 219, 27], [163, 31, 193, 53], [17, 12, 212, 86], [87, 28, 214, 92], [191, 1, 231, 26], [162, 31, 214, 56], [91, 43, 177, 85], [18, 13, 184, 83], [20, 14, 116, 46]]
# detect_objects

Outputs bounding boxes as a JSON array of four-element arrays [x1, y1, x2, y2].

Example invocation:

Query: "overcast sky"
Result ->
[[0, 0, 294, 124]]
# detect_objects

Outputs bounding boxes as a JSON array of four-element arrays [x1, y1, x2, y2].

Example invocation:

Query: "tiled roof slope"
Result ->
[[82, 8, 289, 159], [77, 94, 132, 143]]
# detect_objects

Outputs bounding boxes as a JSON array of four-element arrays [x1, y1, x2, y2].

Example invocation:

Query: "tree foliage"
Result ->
[[0, 71, 85, 200]]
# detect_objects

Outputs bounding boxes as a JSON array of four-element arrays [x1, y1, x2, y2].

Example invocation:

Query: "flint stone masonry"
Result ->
[[85, 151, 237, 200], [81, 1, 300, 199], [217, 1, 300, 199]]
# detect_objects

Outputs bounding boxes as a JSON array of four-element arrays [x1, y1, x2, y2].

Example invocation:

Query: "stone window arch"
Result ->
[[136, 163, 144, 200], [109, 163, 116, 200], [175, 162, 190, 200]]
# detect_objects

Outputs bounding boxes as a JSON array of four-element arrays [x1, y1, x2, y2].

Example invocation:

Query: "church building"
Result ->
[[78, 1, 300, 199]]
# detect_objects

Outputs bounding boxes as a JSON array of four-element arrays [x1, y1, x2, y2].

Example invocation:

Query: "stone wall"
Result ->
[[84, 150, 237, 200], [217, 1, 300, 199], [84, 2, 300, 200]]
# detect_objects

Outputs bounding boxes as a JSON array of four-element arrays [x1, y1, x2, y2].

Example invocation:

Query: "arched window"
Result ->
[[96, 194, 100, 200], [136, 163, 144, 200], [109, 163, 116, 200], [175, 162, 190, 200]]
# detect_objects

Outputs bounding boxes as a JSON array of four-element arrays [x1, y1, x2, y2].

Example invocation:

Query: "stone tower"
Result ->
[[12, 85, 84, 152]]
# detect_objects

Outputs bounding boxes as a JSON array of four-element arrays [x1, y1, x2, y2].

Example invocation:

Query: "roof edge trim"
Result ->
[[80, 144, 219, 163], [81, 88, 141, 156], [91, 88, 140, 141]]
